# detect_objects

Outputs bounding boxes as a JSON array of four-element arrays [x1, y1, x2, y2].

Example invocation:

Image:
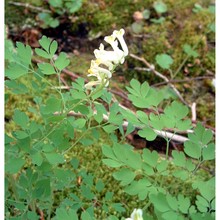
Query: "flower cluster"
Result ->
[[125, 208, 143, 220], [85, 29, 128, 89]]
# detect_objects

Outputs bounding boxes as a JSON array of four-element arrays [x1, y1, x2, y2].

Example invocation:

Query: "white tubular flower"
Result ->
[[125, 209, 143, 220], [95, 58, 114, 71], [112, 28, 129, 56], [84, 80, 102, 89], [94, 43, 125, 65], [88, 60, 112, 79], [85, 28, 128, 89]]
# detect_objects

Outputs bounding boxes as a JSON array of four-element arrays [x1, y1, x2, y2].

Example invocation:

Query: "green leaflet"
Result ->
[[150, 193, 171, 212], [184, 141, 201, 159], [5, 80, 28, 94], [164, 101, 189, 121], [41, 97, 62, 114], [172, 150, 186, 167], [38, 63, 56, 75], [202, 143, 215, 160], [126, 79, 164, 108], [54, 52, 70, 71], [184, 123, 214, 160], [94, 103, 107, 123], [13, 109, 29, 129], [142, 148, 159, 167], [44, 152, 65, 165], [193, 178, 215, 202], [103, 124, 118, 133], [53, 208, 78, 220], [113, 168, 136, 186], [49, 0, 63, 8], [177, 194, 190, 214], [124, 178, 151, 200], [35, 48, 51, 59], [16, 42, 32, 65], [183, 44, 199, 58], [153, 1, 168, 14], [5, 63, 29, 79], [30, 152, 44, 166], [81, 211, 94, 220], [95, 179, 105, 192], [81, 185, 95, 200], [111, 203, 125, 213], [5, 157, 25, 174], [102, 143, 142, 170], [150, 193, 192, 218], [102, 159, 123, 168], [65, 0, 82, 13], [156, 53, 173, 69], [138, 127, 157, 141]]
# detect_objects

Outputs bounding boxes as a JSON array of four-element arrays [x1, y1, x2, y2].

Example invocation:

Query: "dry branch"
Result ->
[[8, 1, 51, 13], [55, 110, 189, 143]]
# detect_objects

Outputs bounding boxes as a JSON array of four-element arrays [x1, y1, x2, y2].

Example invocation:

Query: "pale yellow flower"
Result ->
[[112, 28, 129, 56], [125, 209, 143, 220], [94, 43, 125, 65], [85, 28, 128, 89]]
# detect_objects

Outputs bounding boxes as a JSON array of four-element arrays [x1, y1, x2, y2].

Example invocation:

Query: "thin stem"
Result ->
[[33, 121, 63, 150], [192, 159, 204, 175], [50, 58, 67, 112], [63, 121, 109, 155], [142, 201, 151, 211], [165, 138, 170, 160]]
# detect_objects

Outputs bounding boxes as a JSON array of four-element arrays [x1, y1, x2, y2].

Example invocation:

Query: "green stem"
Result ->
[[50, 58, 67, 112], [165, 138, 170, 160], [192, 159, 204, 175], [33, 121, 62, 150], [142, 201, 151, 211]]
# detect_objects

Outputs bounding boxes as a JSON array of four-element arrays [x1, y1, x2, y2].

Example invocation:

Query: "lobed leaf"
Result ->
[[184, 141, 201, 159], [5, 158, 25, 174], [35, 48, 51, 59], [138, 127, 157, 141], [38, 63, 56, 75], [113, 168, 136, 186], [53, 208, 78, 220], [102, 159, 122, 168], [13, 109, 29, 129], [142, 148, 158, 167], [44, 152, 65, 165], [172, 150, 186, 167], [150, 192, 170, 212], [16, 42, 32, 65], [54, 52, 70, 71], [202, 143, 215, 160], [6, 63, 29, 79]]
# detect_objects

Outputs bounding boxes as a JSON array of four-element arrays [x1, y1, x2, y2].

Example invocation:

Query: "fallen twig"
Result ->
[[191, 102, 197, 122], [8, 1, 51, 13], [55, 110, 189, 143]]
